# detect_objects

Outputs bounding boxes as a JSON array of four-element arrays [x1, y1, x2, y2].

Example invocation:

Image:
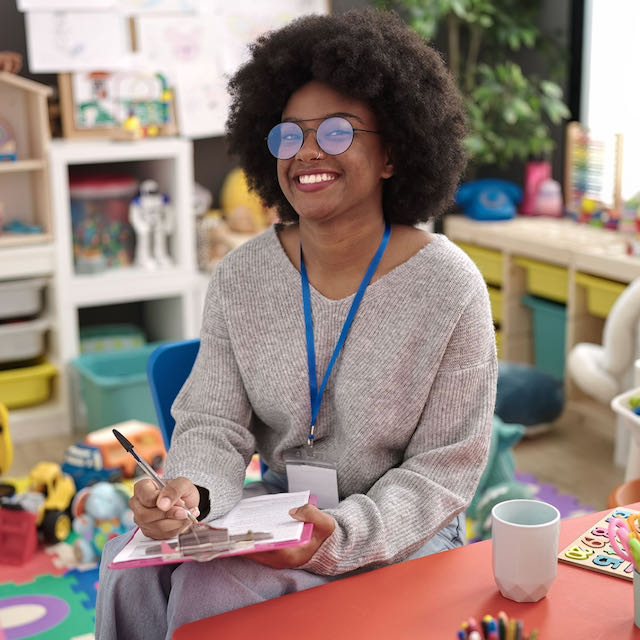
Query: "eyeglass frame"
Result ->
[[265, 116, 381, 160]]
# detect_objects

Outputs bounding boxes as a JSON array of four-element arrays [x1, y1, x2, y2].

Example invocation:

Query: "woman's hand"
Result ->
[[250, 504, 336, 569], [129, 476, 200, 540]]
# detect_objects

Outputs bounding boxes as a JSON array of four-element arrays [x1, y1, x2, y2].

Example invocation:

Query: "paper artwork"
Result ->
[[25, 11, 129, 72]]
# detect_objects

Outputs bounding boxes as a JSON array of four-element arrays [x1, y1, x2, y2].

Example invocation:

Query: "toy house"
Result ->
[[0, 70, 53, 245]]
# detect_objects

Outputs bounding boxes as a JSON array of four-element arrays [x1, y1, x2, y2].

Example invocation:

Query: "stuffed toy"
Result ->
[[495, 361, 564, 430], [71, 481, 134, 563], [466, 415, 533, 540]]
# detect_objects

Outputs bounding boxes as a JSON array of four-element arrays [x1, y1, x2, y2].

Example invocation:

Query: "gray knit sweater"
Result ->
[[165, 225, 497, 576]]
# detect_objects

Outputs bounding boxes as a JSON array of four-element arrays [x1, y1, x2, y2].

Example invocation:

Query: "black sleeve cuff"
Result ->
[[195, 484, 210, 521]]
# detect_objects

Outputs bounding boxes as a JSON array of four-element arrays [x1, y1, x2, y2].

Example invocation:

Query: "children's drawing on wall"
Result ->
[[174, 64, 229, 138], [218, 0, 329, 75], [70, 70, 176, 137], [24, 11, 129, 72], [136, 15, 216, 67], [136, 14, 226, 137]]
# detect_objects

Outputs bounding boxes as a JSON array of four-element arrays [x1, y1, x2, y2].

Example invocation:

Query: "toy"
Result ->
[[467, 415, 531, 539], [564, 121, 623, 223], [130, 179, 173, 269], [69, 174, 137, 273], [0, 117, 17, 161], [220, 167, 274, 232], [83, 420, 166, 479], [558, 507, 638, 580], [0, 462, 76, 545], [533, 178, 564, 217], [521, 160, 551, 216], [61, 441, 124, 490], [71, 481, 134, 563], [455, 179, 522, 221], [0, 402, 11, 476]]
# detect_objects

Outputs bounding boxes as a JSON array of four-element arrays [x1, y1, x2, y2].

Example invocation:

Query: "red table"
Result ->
[[174, 503, 640, 639]]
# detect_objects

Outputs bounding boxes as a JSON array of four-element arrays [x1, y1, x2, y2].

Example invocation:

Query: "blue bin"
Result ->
[[521, 295, 566, 381], [72, 343, 163, 430]]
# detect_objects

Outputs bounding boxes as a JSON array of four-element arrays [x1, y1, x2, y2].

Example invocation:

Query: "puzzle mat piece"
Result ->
[[66, 567, 100, 612], [515, 471, 596, 518], [0, 574, 94, 639], [0, 547, 67, 586]]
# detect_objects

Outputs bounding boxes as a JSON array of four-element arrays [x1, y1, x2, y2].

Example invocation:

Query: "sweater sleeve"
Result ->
[[300, 286, 498, 575], [162, 269, 257, 520]]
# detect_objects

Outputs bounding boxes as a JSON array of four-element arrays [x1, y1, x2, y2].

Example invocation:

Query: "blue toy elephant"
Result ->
[[71, 482, 135, 564]]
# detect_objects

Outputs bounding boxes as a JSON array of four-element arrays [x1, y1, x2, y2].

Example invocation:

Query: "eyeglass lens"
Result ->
[[267, 117, 355, 159]]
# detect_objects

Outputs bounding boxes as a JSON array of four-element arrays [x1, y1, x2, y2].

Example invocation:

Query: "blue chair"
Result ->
[[147, 338, 267, 475], [147, 338, 201, 450]]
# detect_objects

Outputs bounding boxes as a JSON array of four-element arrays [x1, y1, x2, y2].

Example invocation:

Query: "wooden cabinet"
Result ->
[[444, 215, 639, 407]]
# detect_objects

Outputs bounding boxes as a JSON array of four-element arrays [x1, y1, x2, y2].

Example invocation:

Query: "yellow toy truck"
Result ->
[[0, 461, 76, 544]]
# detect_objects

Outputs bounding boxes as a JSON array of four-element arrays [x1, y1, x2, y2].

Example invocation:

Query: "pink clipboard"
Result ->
[[109, 494, 317, 569]]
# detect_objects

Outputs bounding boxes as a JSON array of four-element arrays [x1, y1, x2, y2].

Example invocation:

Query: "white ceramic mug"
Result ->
[[491, 499, 560, 602]]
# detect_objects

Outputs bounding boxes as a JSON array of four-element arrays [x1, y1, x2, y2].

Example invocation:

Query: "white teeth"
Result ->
[[298, 173, 335, 185]]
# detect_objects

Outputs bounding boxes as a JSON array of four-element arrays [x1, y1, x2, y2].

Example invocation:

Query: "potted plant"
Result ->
[[373, 0, 571, 171]]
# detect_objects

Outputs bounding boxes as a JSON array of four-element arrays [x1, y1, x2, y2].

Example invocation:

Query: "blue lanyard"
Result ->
[[300, 221, 391, 447]]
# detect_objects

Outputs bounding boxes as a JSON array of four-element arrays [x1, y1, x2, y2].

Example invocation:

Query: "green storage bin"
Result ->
[[521, 295, 566, 380], [71, 342, 163, 430]]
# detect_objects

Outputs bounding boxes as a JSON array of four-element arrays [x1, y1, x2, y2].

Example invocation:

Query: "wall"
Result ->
[[0, 0, 570, 204]]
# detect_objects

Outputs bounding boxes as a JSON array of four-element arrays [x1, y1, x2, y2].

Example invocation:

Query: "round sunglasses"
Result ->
[[266, 116, 380, 160]]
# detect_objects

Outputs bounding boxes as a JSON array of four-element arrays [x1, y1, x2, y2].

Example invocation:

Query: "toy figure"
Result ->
[[72, 482, 134, 563], [129, 179, 173, 269]]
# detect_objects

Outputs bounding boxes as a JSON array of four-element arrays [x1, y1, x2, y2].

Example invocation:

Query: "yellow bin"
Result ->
[[488, 286, 503, 324], [456, 242, 503, 286], [495, 329, 502, 357], [515, 257, 568, 303], [575, 273, 626, 319], [0, 360, 57, 409]]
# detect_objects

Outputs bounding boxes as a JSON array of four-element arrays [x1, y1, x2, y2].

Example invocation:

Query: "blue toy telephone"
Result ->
[[455, 179, 523, 221]]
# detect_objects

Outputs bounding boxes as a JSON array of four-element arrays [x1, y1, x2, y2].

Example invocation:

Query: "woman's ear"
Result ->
[[382, 147, 394, 179]]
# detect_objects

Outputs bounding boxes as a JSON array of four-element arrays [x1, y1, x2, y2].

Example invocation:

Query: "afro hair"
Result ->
[[225, 8, 466, 225]]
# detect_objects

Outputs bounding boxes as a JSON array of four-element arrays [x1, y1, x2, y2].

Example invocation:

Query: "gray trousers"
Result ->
[[95, 475, 464, 640]]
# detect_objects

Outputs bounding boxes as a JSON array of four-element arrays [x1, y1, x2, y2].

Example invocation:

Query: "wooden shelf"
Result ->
[[0, 159, 46, 173], [0, 232, 53, 248], [70, 267, 198, 306]]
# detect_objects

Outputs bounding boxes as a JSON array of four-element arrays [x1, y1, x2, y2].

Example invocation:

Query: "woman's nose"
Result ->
[[296, 128, 324, 160]]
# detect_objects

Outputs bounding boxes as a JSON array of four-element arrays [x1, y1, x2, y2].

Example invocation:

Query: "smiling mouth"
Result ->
[[296, 173, 337, 185]]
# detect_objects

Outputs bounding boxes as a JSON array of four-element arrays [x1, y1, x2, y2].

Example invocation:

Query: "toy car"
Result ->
[[62, 421, 166, 490], [61, 442, 123, 489]]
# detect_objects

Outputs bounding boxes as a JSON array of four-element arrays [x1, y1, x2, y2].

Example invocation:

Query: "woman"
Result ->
[[96, 9, 497, 638]]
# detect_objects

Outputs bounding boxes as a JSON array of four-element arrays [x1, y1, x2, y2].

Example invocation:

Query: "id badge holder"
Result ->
[[285, 450, 339, 509]]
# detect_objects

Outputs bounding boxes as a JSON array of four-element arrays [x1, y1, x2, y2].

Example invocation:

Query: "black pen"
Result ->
[[112, 428, 199, 525]]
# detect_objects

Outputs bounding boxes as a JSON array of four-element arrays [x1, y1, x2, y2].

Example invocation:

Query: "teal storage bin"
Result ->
[[521, 295, 566, 380], [80, 324, 146, 354], [72, 342, 163, 430]]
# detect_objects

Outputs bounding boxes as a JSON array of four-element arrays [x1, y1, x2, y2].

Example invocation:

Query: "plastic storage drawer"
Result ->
[[521, 295, 566, 380], [71, 343, 161, 430], [575, 273, 626, 319], [456, 243, 503, 286], [0, 278, 47, 320], [0, 360, 57, 409], [0, 318, 49, 364], [515, 258, 568, 303]]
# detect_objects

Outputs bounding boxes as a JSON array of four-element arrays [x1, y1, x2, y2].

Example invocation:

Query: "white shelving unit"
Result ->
[[14, 136, 202, 441]]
